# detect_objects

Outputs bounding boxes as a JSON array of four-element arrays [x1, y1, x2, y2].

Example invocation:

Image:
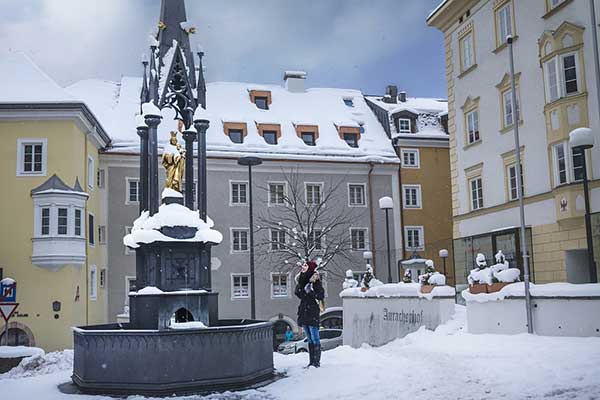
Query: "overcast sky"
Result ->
[[1, 0, 446, 98]]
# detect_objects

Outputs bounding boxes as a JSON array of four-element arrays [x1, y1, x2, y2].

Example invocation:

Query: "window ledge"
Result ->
[[463, 139, 482, 150], [542, 0, 574, 19], [458, 64, 478, 79], [499, 120, 524, 134], [543, 92, 587, 110], [493, 35, 518, 55]]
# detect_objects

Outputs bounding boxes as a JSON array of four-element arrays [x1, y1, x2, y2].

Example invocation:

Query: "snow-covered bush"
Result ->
[[402, 269, 413, 283], [343, 269, 359, 289], [468, 251, 520, 286], [418, 260, 446, 286], [361, 265, 383, 289], [468, 253, 491, 285]]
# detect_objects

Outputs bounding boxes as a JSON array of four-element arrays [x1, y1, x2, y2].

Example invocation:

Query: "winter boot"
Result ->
[[313, 344, 321, 368], [305, 343, 315, 368]]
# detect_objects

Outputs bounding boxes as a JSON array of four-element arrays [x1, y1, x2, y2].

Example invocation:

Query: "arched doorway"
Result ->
[[272, 320, 293, 350], [170, 308, 194, 324], [0, 327, 30, 346]]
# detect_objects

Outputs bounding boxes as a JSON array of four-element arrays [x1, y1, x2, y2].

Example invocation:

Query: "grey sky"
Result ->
[[1, 0, 446, 98]]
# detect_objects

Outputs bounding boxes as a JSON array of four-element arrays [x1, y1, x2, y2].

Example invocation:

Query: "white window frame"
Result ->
[[268, 182, 287, 206], [543, 52, 580, 104], [41, 207, 51, 236], [271, 272, 290, 298], [98, 225, 106, 245], [398, 118, 411, 134], [97, 169, 106, 189], [229, 180, 248, 206], [74, 208, 83, 237], [125, 177, 140, 205], [350, 227, 368, 251], [57, 207, 69, 235], [125, 226, 134, 255], [552, 140, 584, 187], [16, 138, 47, 177], [308, 228, 324, 251], [402, 184, 422, 209], [496, 2, 513, 46], [90, 265, 98, 300], [466, 109, 480, 144], [231, 273, 250, 299], [400, 148, 420, 168], [230, 227, 250, 253], [460, 32, 474, 72], [125, 275, 136, 305], [506, 163, 524, 201], [99, 268, 106, 288], [347, 183, 367, 207], [404, 226, 425, 251], [305, 182, 323, 205], [87, 156, 95, 190], [270, 228, 286, 251], [469, 177, 484, 211], [88, 212, 95, 247]]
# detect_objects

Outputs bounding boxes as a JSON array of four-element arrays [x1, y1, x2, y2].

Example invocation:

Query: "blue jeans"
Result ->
[[302, 325, 320, 345]]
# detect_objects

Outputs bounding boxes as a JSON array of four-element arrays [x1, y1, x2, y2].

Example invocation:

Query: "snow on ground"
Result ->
[[2, 306, 600, 400]]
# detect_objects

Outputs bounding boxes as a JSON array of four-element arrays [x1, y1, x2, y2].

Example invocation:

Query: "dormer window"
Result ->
[[249, 90, 272, 110], [223, 122, 248, 144], [399, 118, 411, 134], [344, 133, 359, 148], [301, 132, 316, 146], [229, 129, 243, 144], [343, 98, 354, 107], [337, 126, 361, 148], [263, 131, 278, 145]]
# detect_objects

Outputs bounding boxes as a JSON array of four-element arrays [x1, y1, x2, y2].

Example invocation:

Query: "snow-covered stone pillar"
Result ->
[[182, 128, 197, 209], [144, 108, 162, 216], [193, 112, 210, 222], [136, 116, 149, 213]]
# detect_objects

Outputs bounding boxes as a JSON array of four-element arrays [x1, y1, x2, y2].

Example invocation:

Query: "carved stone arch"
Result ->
[[554, 21, 585, 50], [1, 321, 36, 347], [268, 314, 299, 333], [496, 72, 521, 91], [537, 31, 554, 58]]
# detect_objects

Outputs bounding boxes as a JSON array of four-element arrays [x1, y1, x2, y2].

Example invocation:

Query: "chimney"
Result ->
[[399, 91, 407, 102], [284, 70, 307, 93], [385, 85, 398, 104]]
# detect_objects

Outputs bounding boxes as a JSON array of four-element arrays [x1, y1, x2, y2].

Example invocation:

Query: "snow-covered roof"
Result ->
[[365, 96, 448, 115], [67, 78, 399, 163], [30, 174, 88, 197], [0, 50, 75, 104]]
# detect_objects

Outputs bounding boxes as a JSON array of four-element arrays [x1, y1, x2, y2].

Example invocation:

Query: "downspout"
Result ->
[[84, 137, 89, 325], [396, 147, 406, 261], [367, 162, 377, 271]]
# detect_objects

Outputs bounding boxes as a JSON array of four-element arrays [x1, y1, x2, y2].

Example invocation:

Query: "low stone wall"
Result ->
[[463, 283, 600, 336], [341, 284, 455, 348]]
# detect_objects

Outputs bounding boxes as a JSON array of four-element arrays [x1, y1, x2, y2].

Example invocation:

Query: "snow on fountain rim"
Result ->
[[340, 282, 455, 300], [129, 286, 208, 296], [123, 191, 223, 248], [461, 282, 600, 303]]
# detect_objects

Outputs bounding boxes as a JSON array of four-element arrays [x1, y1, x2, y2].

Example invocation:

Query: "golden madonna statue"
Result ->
[[162, 131, 186, 192]]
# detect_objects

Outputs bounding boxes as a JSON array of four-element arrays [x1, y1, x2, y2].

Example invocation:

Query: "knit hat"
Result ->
[[306, 261, 318, 273]]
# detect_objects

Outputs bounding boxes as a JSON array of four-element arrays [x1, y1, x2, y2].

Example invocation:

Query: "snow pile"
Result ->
[[1, 350, 72, 379], [342, 269, 358, 290], [462, 282, 600, 303], [418, 259, 446, 286], [468, 251, 520, 286], [0, 277, 16, 285], [123, 200, 223, 249], [162, 187, 183, 199], [169, 321, 207, 330], [130, 287, 208, 296], [0, 346, 44, 359], [340, 282, 455, 300], [135, 286, 163, 295]]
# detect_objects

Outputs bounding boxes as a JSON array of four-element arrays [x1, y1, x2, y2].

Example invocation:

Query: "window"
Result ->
[[550, 0, 566, 9], [350, 228, 367, 251], [343, 132, 358, 148], [90, 266, 97, 300], [125, 226, 133, 254], [230, 181, 248, 205], [87, 156, 95, 190], [403, 185, 422, 209], [404, 226, 424, 251], [305, 183, 322, 205], [231, 274, 250, 299], [543, 53, 579, 103], [343, 98, 354, 107], [400, 149, 420, 168], [255, 96, 269, 110], [17, 139, 46, 176], [98, 225, 106, 244], [348, 184, 366, 206], [228, 129, 244, 144], [99, 268, 106, 288], [269, 183, 285, 205], [41, 208, 50, 236], [507, 163, 524, 201], [301, 132, 316, 146], [466, 109, 480, 144], [496, 2, 513, 46], [231, 228, 249, 252], [460, 32, 475, 72], [271, 229, 286, 250], [398, 118, 411, 134], [57, 208, 68, 235], [97, 169, 105, 188], [552, 141, 584, 186], [88, 213, 95, 246], [263, 130, 278, 145], [470, 177, 484, 210], [127, 178, 140, 204], [271, 273, 289, 298], [308, 229, 323, 250], [502, 89, 520, 128]]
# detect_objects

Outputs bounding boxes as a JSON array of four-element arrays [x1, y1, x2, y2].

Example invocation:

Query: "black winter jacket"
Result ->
[[295, 271, 325, 327]]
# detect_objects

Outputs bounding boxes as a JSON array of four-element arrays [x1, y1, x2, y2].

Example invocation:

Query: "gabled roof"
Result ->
[[31, 174, 88, 196]]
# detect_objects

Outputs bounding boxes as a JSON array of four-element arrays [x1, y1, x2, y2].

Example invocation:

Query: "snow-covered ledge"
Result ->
[[462, 283, 600, 337], [340, 283, 455, 348]]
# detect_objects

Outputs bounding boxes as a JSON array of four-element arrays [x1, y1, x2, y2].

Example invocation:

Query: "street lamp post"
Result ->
[[439, 249, 448, 277], [237, 156, 263, 319], [379, 196, 394, 283], [507, 35, 534, 334], [569, 128, 597, 283]]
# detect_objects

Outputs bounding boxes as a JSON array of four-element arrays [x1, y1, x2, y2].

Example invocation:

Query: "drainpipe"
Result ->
[[84, 138, 89, 325], [397, 161, 406, 261], [367, 162, 377, 271]]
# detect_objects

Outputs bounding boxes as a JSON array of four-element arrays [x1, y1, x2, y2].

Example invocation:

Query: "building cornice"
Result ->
[[426, 0, 480, 32]]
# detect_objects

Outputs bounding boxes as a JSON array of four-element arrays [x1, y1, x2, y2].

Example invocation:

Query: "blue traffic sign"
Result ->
[[0, 279, 16, 302]]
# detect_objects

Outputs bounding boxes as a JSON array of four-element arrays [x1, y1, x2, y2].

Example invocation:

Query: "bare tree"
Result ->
[[255, 169, 364, 279]]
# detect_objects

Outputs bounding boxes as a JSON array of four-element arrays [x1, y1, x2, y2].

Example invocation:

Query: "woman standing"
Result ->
[[295, 260, 325, 368]]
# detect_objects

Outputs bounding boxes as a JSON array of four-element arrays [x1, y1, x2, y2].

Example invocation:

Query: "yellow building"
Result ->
[[0, 51, 110, 351], [427, 0, 600, 291]]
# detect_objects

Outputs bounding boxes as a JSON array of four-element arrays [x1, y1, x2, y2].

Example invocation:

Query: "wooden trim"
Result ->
[[256, 123, 282, 139], [248, 90, 272, 107], [336, 125, 361, 142], [294, 124, 320, 141], [222, 122, 248, 139]]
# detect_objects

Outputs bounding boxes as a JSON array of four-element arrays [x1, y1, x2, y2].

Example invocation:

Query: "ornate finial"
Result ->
[[158, 21, 167, 30]]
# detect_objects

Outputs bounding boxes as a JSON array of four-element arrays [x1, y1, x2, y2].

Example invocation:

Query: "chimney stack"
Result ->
[[399, 91, 407, 102], [284, 70, 307, 93]]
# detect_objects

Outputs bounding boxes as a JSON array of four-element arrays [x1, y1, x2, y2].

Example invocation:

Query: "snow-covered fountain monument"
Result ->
[[71, 1, 274, 395]]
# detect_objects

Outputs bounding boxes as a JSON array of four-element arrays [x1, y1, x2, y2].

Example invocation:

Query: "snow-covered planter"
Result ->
[[468, 251, 520, 294], [418, 259, 446, 294]]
